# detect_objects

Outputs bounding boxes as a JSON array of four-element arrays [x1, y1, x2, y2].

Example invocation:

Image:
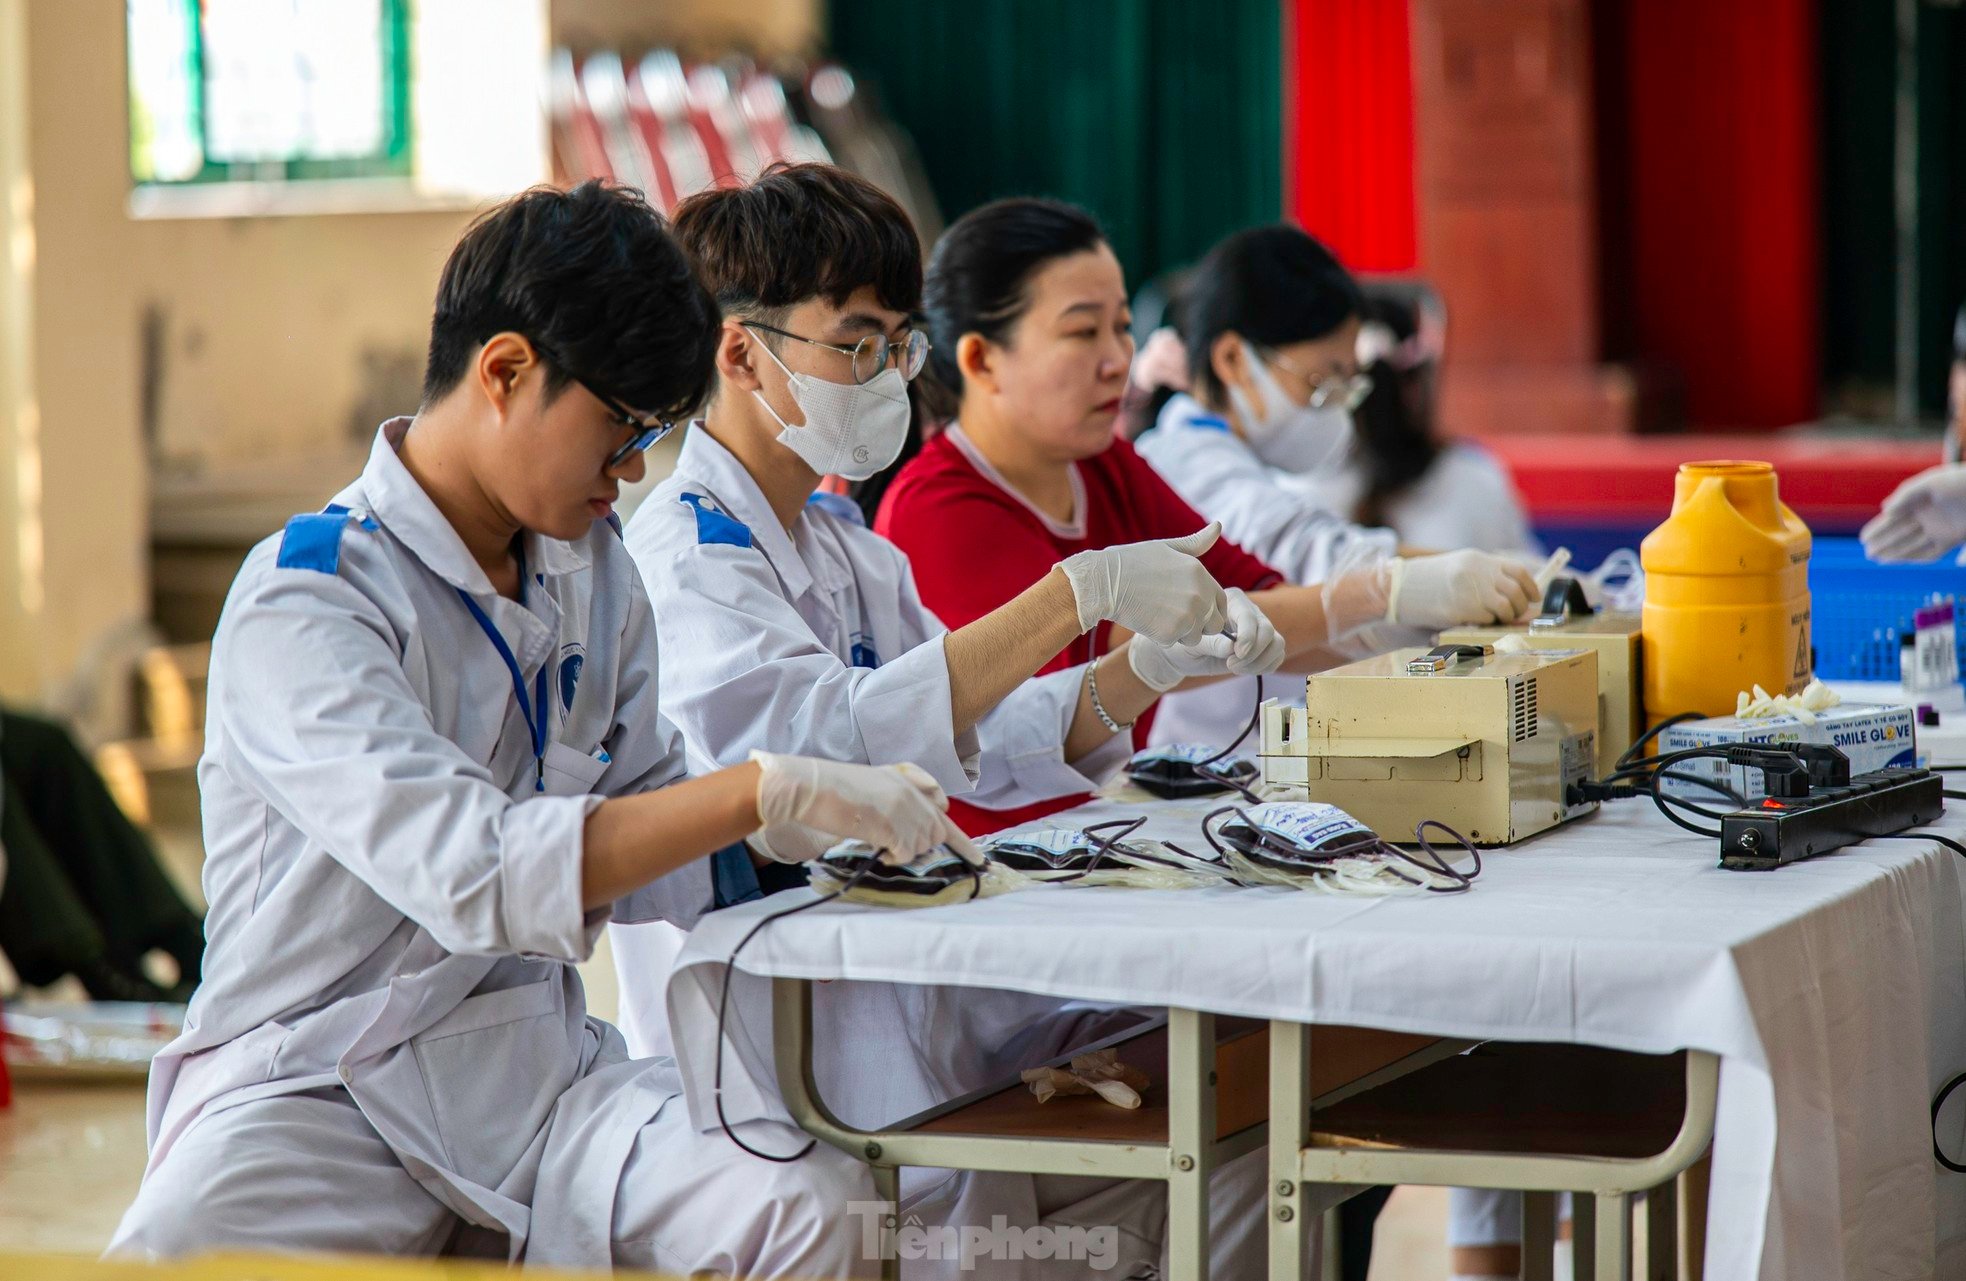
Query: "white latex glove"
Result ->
[[1059, 523, 1229, 646], [1021, 1048, 1150, 1109], [751, 752, 983, 867], [1735, 679, 1840, 724], [746, 822, 834, 865], [1126, 588, 1287, 692], [1861, 464, 1966, 562], [1384, 551, 1538, 629]]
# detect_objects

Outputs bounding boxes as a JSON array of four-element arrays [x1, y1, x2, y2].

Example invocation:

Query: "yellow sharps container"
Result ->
[[1640, 461, 1812, 722]]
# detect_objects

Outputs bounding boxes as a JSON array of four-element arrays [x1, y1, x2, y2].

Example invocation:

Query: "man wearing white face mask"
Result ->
[[1134, 225, 1536, 752], [618, 166, 1280, 920], [617, 163, 1293, 1281]]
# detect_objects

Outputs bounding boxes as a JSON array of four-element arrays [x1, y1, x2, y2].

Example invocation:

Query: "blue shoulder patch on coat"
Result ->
[[804, 490, 867, 527], [276, 511, 362, 574], [1186, 413, 1232, 433], [677, 492, 752, 548]]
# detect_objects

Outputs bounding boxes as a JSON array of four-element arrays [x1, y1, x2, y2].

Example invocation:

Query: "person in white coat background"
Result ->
[[614, 162, 1297, 1280], [107, 181, 976, 1275], [1130, 225, 1537, 751], [1862, 301, 1966, 562], [1294, 291, 1540, 560]]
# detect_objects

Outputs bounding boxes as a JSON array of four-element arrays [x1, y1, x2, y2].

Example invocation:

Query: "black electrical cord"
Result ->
[[1596, 767, 1748, 808], [713, 848, 983, 1162], [1934, 1073, 1966, 1174], [1945, 791, 1966, 801], [1641, 773, 1724, 837], [1592, 730, 1798, 838], [1869, 831, 1966, 861], [1612, 745, 1751, 838], [1617, 711, 1705, 772]]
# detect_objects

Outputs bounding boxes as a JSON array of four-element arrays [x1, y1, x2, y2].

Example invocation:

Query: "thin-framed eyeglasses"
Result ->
[[742, 321, 931, 386], [1259, 345, 1375, 412], [531, 340, 677, 467]]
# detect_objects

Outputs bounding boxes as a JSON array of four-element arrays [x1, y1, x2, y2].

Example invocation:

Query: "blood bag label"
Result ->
[[1248, 802, 1374, 852], [985, 829, 1088, 856]]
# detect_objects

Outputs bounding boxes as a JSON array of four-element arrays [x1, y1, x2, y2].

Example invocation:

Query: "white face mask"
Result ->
[[1226, 340, 1355, 474], [752, 342, 912, 482]]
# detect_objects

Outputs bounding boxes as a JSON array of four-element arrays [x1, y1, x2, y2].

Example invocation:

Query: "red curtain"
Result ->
[[1286, 0, 1418, 272], [1612, 0, 1821, 429], [1286, 0, 1821, 431]]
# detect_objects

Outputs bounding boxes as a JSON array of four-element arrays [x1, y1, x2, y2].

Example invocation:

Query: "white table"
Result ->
[[665, 788, 1966, 1280]]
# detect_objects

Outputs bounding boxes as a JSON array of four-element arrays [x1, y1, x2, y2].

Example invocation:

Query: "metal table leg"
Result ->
[[1166, 1007, 1217, 1281], [771, 979, 1264, 1279], [1642, 1182, 1676, 1281], [1595, 1193, 1632, 1281], [1522, 1190, 1559, 1281], [872, 1164, 900, 1281], [1573, 1201, 1597, 1281], [1269, 1021, 1312, 1281]]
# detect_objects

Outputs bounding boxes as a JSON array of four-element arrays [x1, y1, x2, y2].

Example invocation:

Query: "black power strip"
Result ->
[[1719, 768, 1945, 871]]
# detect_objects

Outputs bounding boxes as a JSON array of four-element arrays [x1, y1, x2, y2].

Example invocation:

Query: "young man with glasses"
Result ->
[[614, 163, 1290, 1281], [617, 162, 1281, 919], [107, 180, 978, 1274]]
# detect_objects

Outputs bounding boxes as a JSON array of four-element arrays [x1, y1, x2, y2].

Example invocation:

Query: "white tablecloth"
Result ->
[[665, 790, 1966, 1281]]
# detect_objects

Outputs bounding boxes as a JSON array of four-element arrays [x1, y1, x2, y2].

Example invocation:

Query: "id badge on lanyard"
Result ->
[[455, 543, 548, 793]]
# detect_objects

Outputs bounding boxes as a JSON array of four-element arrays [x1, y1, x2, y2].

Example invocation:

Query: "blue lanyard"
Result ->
[[456, 544, 547, 792]]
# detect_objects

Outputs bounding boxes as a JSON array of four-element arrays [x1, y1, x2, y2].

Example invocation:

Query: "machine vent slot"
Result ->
[[1511, 678, 1539, 742]]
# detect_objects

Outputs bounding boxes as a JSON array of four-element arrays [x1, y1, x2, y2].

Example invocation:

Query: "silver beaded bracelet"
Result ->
[[1084, 659, 1132, 733]]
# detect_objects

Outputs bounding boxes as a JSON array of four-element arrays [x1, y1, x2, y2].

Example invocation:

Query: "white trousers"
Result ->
[[107, 1083, 879, 1277], [1448, 1187, 1573, 1248]]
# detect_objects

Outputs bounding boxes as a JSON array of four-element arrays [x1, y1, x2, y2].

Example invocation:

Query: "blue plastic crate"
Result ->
[[1808, 537, 1966, 681]]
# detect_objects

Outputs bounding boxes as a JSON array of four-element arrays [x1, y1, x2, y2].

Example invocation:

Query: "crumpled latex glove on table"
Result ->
[[1020, 1048, 1152, 1109], [1735, 679, 1842, 725]]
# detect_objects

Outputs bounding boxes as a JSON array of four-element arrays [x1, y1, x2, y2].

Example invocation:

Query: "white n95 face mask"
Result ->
[[1227, 340, 1355, 475], [752, 343, 911, 481]]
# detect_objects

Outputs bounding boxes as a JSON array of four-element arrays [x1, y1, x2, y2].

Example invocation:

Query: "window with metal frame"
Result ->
[[128, 0, 411, 188]]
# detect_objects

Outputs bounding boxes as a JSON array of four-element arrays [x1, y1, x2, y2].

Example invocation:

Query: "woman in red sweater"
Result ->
[[872, 198, 1481, 832]]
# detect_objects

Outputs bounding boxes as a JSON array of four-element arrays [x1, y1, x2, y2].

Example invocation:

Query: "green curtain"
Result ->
[[1820, 0, 1965, 414], [829, 0, 1283, 292]]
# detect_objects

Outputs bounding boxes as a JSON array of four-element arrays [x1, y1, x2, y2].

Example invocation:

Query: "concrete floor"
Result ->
[[0, 819, 1455, 1277]]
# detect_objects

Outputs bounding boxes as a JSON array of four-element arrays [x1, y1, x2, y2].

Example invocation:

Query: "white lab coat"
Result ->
[[615, 427, 1286, 1279], [611, 427, 1131, 935], [627, 427, 1128, 807], [108, 420, 871, 1275], [1136, 394, 1399, 586], [1290, 441, 1542, 558]]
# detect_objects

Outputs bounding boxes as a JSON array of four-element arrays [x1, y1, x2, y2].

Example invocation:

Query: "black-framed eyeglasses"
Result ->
[[531, 340, 676, 467], [742, 321, 931, 386], [1258, 346, 1375, 412]]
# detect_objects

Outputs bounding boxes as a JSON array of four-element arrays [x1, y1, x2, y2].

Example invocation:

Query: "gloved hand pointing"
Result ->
[[751, 752, 983, 867], [1861, 464, 1966, 563], [1059, 523, 1229, 646], [1384, 551, 1538, 629], [1127, 588, 1287, 692]]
